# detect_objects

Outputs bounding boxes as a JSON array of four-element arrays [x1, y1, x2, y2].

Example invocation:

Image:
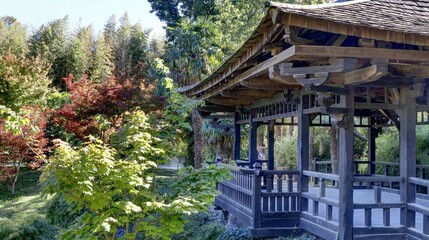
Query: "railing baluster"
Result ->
[[327, 205, 333, 221], [374, 185, 381, 203], [383, 208, 390, 226], [313, 200, 319, 216], [423, 214, 429, 234], [277, 174, 283, 211], [365, 208, 372, 226], [319, 178, 326, 197]]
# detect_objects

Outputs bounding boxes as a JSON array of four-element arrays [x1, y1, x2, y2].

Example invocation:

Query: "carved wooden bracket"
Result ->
[[344, 58, 388, 85], [316, 92, 335, 107], [282, 89, 300, 104], [330, 113, 350, 128]]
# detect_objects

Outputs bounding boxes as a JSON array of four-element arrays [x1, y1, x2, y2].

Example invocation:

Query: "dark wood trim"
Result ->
[[234, 112, 241, 161], [338, 89, 355, 239], [398, 87, 417, 228], [298, 94, 310, 212]]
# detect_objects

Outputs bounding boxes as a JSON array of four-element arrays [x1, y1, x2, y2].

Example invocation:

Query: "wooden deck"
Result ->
[[215, 167, 429, 240]]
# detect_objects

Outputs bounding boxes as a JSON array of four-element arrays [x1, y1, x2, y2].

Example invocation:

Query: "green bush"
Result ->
[[275, 135, 298, 169], [172, 212, 225, 240], [216, 227, 251, 240], [46, 194, 82, 228]]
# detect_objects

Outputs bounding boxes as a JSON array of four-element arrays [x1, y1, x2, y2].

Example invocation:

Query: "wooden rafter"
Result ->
[[240, 77, 292, 90], [221, 89, 279, 99], [207, 97, 252, 106]]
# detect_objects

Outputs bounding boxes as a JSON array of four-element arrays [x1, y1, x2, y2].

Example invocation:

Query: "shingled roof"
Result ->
[[183, 0, 429, 98], [270, 0, 429, 37]]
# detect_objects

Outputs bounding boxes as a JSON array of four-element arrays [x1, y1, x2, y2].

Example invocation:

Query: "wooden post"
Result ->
[[268, 120, 275, 170], [252, 162, 262, 228], [338, 89, 354, 239], [398, 86, 417, 228], [298, 93, 310, 212], [368, 118, 377, 176], [249, 109, 258, 168], [233, 111, 241, 161]]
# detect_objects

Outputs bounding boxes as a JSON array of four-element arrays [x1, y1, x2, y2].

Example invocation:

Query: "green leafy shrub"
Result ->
[[46, 194, 83, 228], [275, 135, 298, 169], [216, 228, 251, 240], [172, 212, 225, 240]]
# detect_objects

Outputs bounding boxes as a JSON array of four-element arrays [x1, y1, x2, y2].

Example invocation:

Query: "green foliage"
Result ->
[[0, 53, 51, 111], [46, 194, 83, 228], [172, 212, 225, 240], [172, 164, 231, 210], [165, 17, 223, 85], [275, 134, 298, 169], [28, 17, 69, 88], [216, 228, 252, 240], [376, 129, 400, 163], [66, 25, 94, 80], [0, 170, 58, 240], [43, 110, 230, 240], [0, 17, 28, 56]]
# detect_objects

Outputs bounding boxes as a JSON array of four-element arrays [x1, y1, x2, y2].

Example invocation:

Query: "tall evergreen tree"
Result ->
[[89, 34, 112, 83], [66, 25, 94, 80], [0, 16, 28, 56], [28, 17, 70, 88]]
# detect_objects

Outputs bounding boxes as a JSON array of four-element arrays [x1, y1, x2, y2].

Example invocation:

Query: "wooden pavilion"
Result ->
[[181, 0, 429, 239]]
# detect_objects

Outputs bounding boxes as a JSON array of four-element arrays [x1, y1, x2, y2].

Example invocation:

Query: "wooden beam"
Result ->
[[203, 114, 234, 120], [197, 105, 235, 113], [379, 109, 400, 130], [294, 72, 329, 86], [398, 86, 417, 228], [280, 58, 357, 76], [284, 26, 318, 45], [197, 46, 297, 99], [240, 77, 291, 90], [298, 93, 310, 213], [344, 59, 388, 85], [207, 97, 252, 106], [294, 45, 429, 62], [221, 89, 278, 99], [389, 63, 429, 78], [269, 65, 300, 85], [338, 91, 355, 239], [233, 112, 241, 160]]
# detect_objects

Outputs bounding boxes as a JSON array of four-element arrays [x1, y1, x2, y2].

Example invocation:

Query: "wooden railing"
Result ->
[[407, 177, 429, 239], [216, 164, 300, 229], [353, 175, 405, 229], [301, 170, 340, 234]]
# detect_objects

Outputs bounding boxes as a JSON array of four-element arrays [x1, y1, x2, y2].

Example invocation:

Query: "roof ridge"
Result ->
[[268, 0, 370, 9]]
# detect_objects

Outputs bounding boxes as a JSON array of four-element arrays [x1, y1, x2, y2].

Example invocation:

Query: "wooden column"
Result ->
[[368, 118, 377, 176], [338, 90, 354, 240], [249, 109, 258, 168], [398, 86, 416, 228], [298, 94, 310, 212], [268, 120, 275, 170], [233, 112, 241, 161]]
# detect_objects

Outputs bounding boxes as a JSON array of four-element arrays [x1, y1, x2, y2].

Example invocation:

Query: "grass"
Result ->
[[0, 169, 58, 240]]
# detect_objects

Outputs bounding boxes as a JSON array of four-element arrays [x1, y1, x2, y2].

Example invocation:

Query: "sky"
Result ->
[[0, 0, 165, 37]]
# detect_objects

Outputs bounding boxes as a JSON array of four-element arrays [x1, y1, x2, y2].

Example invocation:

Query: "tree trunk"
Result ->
[[330, 127, 338, 174], [191, 108, 203, 169], [215, 137, 231, 163], [257, 125, 265, 147], [11, 160, 22, 195]]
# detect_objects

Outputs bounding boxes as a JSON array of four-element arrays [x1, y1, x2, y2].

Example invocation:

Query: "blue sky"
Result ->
[[0, 0, 165, 36]]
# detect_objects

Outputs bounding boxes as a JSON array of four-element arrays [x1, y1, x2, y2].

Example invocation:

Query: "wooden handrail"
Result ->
[[353, 175, 403, 183], [303, 170, 339, 181], [409, 177, 429, 188]]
